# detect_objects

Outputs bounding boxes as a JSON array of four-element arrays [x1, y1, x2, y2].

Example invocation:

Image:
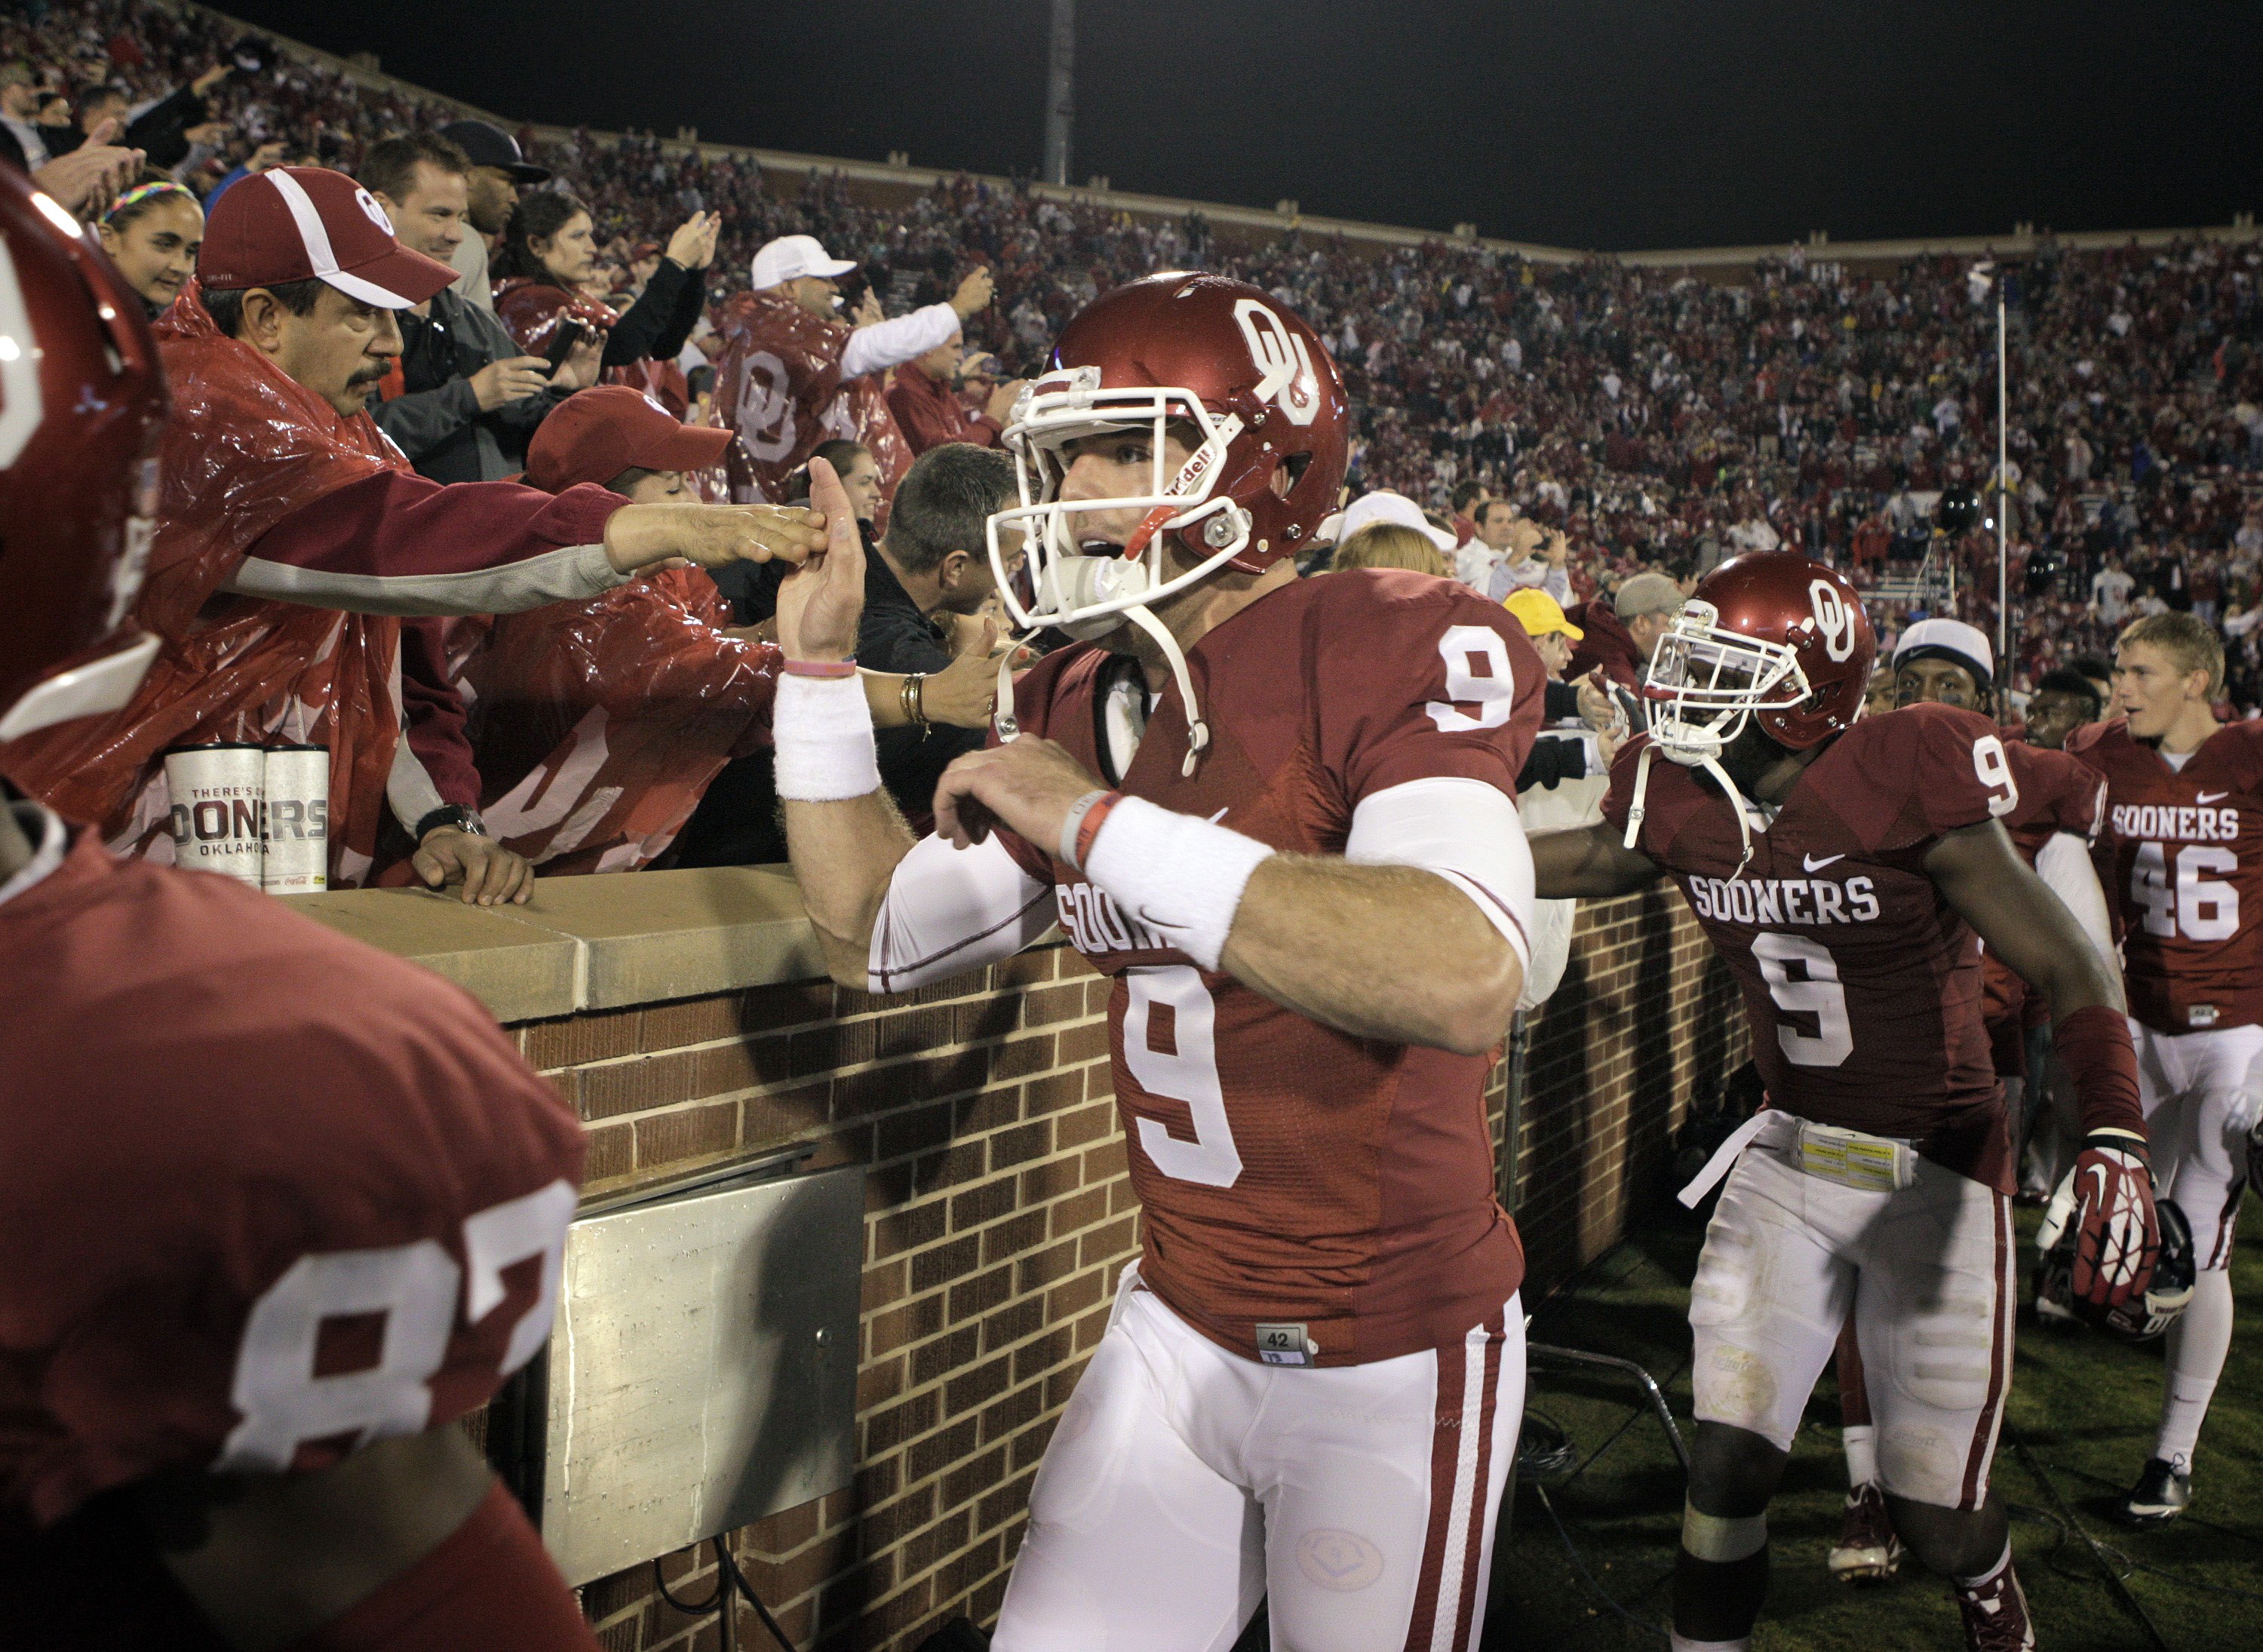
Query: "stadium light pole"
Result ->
[[1968, 260, 2008, 692], [1043, 0, 1074, 187]]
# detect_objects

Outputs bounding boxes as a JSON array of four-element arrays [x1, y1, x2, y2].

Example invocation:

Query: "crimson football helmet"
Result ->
[[987, 272, 1347, 768], [1625, 552, 1875, 862], [0, 164, 166, 745]]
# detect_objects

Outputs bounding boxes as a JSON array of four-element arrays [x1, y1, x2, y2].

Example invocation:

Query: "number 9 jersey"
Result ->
[[2068, 716, 2263, 1035], [1602, 702, 2024, 1191], [987, 569, 1545, 1368]]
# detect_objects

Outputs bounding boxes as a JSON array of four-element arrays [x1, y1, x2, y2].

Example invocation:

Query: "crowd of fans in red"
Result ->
[[10, 0, 2263, 711]]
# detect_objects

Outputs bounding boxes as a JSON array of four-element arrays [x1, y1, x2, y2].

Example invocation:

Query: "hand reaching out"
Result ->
[[665, 210, 720, 271], [775, 456, 868, 663], [604, 501, 828, 573]]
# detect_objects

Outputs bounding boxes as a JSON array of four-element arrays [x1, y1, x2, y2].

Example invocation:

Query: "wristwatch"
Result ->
[[413, 804, 488, 842]]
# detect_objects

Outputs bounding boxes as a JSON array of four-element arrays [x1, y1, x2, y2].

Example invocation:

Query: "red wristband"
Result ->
[[2054, 1003, 2145, 1141], [782, 659, 858, 678]]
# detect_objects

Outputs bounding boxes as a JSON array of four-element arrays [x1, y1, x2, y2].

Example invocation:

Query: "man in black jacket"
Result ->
[[361, 134, 599, 482]]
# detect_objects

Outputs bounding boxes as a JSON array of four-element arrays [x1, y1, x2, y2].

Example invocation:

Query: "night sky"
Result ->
[[213, 1, 2263, 253]]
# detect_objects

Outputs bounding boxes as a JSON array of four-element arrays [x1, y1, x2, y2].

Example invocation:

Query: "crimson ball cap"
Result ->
[[200, 166, 456, 309]]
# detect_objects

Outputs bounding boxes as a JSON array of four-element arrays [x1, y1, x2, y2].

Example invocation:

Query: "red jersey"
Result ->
[[1601, 703, 2021, 1189], [2070, 717, 2263, 1034], [0, 821, 584, 1539], [1979, 742, 2110, 1046], [999, 570, 1543, 1368]]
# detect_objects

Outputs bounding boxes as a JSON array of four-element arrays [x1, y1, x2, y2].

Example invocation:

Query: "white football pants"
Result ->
[[993, 1271, 1525, 1652], [1687, 1116, 2014, 1510], [2129, 1020, 2263, 1270]]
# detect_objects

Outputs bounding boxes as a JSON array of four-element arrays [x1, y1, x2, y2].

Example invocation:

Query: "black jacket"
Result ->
[[373, 286, 571, 483], [857, 548, 986, 824]]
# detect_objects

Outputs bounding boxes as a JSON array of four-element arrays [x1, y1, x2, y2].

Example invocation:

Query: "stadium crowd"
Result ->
[[5, 0, 2263, 903]]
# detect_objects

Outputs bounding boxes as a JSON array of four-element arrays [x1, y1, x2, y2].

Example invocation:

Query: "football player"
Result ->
[[772, 273, 1543, 1650], [2067, 612, 2262, 1526], [1531, 556, 2154, 1652], [0, 166, 597, 1647], [1825, 619, 2114, 1586]]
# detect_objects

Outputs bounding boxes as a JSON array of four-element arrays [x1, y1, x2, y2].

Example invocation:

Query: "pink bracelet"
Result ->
[[781, 659, 858, 679]]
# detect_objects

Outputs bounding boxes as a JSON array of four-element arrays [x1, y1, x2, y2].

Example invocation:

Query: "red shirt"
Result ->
[[1604, 704, 2019, 1188], [883, 359, 1003, 455], [996, 570, 1543, 1365], [2071, 717, 2263, 1033], [0, 821, 585, 1528]]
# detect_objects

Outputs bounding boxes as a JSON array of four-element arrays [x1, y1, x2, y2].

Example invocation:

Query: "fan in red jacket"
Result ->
[[884, 335, 1021, 455], [1, 168, 826, 892]]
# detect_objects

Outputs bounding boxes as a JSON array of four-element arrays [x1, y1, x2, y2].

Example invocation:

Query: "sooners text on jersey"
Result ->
[[999, 570, 1543, 1367], [1603, 702, 2022, 1190], [2071, 717, 2263, 1033]]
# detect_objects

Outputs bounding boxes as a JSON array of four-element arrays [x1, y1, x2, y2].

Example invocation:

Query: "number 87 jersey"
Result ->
[[1601, 702, 2025, 1191], [2068, 717, 2263, 1034]]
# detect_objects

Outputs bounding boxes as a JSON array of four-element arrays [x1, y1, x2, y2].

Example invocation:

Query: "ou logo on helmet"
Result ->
[[1808, 578, 1858, 663], [1233, 298, 1319, 427]]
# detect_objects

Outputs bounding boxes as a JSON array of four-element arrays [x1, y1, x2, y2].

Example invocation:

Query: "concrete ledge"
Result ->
[[292, 864, 825, 1017], [290, 886, 582, 1021]]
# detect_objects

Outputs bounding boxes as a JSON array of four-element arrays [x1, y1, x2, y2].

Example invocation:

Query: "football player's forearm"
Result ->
[[784, 792, 917, 986], [1222, 858, 1521, 1055], [1530, 823, 1663, 899]]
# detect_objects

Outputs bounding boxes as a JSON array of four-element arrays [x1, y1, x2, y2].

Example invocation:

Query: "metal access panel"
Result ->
[[535, 1157, 862, 1586]]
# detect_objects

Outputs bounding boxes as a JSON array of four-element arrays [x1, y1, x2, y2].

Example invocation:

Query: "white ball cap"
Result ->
[[1337, 490, 1456, 551], [751, 233, 858, 291], [1893, 616, 1994, 682]]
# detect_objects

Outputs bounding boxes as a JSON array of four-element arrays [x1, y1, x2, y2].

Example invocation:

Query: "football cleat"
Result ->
[[1953, 1561, 2037, 1652], [1828, 1480, 1905, 1583], [2111, 1457, 2191, 1528]]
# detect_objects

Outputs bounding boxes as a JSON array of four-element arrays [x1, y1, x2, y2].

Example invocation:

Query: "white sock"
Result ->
[[1842, 1423, 1878, 1489], [1669, 1638, 1752, 1652], [1956, 1540, 2012, 1592], [2157, 1267, 2236, 1470]]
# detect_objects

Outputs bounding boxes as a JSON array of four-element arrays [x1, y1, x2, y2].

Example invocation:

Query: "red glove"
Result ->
[[2055, 1128, 2159, 1310]]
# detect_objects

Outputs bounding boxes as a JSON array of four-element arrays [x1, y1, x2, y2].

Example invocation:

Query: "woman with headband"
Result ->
[[94, 177, 204, 318]]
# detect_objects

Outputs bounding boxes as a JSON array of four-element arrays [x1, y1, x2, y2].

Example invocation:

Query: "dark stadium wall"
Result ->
[[306, 871, 1743, 1648]]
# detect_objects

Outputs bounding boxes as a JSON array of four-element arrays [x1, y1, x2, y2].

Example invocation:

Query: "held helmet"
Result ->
[[0, 165, 167, 744]]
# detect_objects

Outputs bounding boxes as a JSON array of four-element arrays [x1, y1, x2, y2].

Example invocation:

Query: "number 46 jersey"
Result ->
[[1601, 703, 2022, 1191], [2068, 717, 2263, 1035], [947, 570, 1544, 1369]]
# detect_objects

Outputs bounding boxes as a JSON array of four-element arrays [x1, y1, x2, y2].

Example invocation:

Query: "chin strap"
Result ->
[[1626, 741, 1755, 872], [1124, 602, 1210, 777], [1621, 744, 1656, 851], [1699, 751, 1757, 873], [992, 637, 1029, 743]]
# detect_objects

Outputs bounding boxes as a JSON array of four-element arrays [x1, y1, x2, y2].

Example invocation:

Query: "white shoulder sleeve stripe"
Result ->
[[2034, 829, 2116, 972], [1345, 775, 1534, 970], [870, 831, 1056, 994]]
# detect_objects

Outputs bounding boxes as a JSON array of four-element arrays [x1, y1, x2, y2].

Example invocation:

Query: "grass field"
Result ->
[[1485, 1197, 2263, 1652]]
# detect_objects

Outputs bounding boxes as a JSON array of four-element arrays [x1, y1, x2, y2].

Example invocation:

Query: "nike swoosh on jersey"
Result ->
[[1209, 806, 1230, 822], [2197, 791, 2230, 804], [1803, 852, 1847, 871]]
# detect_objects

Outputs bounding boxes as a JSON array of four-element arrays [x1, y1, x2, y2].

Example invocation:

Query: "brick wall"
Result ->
[[1512, 887, 1749, 1290], [509, 888, 1746, 1652]]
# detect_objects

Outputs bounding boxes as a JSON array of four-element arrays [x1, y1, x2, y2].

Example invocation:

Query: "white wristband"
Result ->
[[772, 672, 881, 801], [1082, 795, 1274, 971]]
